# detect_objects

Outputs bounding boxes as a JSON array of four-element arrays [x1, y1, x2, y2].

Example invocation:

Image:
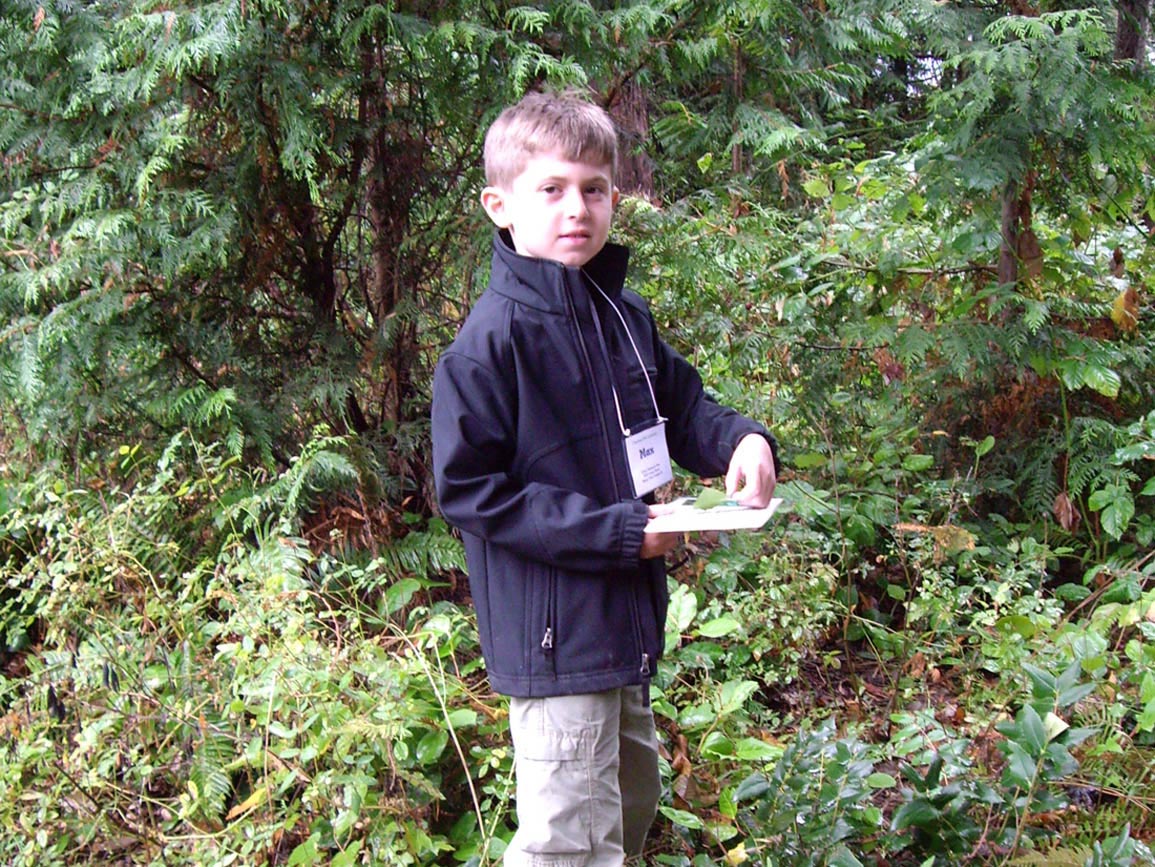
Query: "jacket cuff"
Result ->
[[620, 498, 651, 563]]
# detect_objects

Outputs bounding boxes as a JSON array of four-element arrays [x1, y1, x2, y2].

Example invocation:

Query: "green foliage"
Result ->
[[660, 527, 841, 698], [0, 0, 577, 483], [889, 743, 996, 860], [0, 437, 502, 866], [730, 718, 881, 867], [3, 0, 1155, 862]]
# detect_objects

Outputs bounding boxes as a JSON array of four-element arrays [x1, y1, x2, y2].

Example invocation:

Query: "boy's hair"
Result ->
[[483, 90, 617, 189]]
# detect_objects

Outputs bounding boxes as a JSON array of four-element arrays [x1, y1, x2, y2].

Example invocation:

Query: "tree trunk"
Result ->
[[731, 39, 745, 176], [1115, 0, 1149, 63], [367, 130, 420, 429], [362, 42, 423, 434], [999, 183, 1021, 287], [999, 173, 1040, 287], [607, 78, 654, 200]]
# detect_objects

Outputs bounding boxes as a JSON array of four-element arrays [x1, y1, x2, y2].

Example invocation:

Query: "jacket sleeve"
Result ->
[[649, 319, 781, 478], [431, 351, 651, 573]]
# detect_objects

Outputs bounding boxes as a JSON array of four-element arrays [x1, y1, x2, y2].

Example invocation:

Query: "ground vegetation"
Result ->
[[2, 0, 1154, 864]]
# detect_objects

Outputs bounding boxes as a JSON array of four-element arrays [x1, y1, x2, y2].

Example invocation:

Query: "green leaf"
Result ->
[[694, 488, 731, 510], [416, 729, 448, 764], [717, 680, 759, 716], [892, 799, 940, 830], [1001, 741, 1038, 790], [803, 177, 830, 197], [829, 847, 864, 867], [734, 738, 783, 762], [867, 772, 897, 788], [658, 805, 704, 829], [665, 584, 698, 655], [446, 708, 478, 728], [1101, 496, 1135, 540], [732, 772, 771, 802], [332, 841, 363, 867], [844, 513, 877, 549], [678, 703, 716, 729], [793, 451, 827, 469], [1084, 364, 1121, 398], [1018, 704, 1048, 755], [384, 577, 423, 615], [701, 730, 735, 758], [286, 835, 320, 866], [1137, 700, 1155, 733], [902, 454, 935, 472], [995, 615, 1036, 638], [1142, 673, 1155, 704], [1056, 682, 1096, 710], [832, 192, 856, 211], [1043, 712, 1069, 743], [699, 616, 741, 638], [1087, 488, 1113, 511]]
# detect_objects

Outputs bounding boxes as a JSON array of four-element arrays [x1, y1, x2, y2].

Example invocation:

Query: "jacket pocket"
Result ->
[[551, 567, 646, 682]]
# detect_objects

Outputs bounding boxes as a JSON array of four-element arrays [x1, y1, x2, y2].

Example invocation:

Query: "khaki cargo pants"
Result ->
[[503, 686, 661, 867]]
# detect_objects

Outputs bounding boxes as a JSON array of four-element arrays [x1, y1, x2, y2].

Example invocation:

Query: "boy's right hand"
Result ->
[[641, 504, 679, 559]]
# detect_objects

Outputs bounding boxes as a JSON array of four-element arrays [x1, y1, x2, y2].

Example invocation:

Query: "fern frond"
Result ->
[[188, 730, 235, 823], [1020, 442, 1061, 520], [377, 524, 466, 585]]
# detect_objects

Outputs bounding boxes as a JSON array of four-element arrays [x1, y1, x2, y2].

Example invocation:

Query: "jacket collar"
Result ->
[[490, 229, 630, 313]]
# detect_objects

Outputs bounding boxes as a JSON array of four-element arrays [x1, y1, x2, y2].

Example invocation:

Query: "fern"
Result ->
[[1019, 436, 1063, 520], [1068, 418, 1137, 500], [505, 6, 550, 36], [188, 729, 235, 823], [152, 385, 247, 459], [1068, 751, 1155, 850], [220, 431, 362, 535], [372, 522, 466, 587]]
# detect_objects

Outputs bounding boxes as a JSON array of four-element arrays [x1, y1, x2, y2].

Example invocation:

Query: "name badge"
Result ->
[[624, 421, 673, 498]]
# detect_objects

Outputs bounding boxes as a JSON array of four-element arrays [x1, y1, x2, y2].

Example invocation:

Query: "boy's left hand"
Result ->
[[725, 434, 777, 508]]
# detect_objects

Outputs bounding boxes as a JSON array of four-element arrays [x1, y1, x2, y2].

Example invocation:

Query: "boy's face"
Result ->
[[481, 150, 619, 268]]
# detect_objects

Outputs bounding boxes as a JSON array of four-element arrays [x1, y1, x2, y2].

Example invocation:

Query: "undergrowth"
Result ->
[[3, 428, 1154, 865]]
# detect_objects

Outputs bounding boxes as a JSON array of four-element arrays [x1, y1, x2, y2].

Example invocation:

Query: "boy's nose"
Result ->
[[564, 188, 589, 218]]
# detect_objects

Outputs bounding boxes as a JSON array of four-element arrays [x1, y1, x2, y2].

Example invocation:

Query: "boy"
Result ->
[[431, 90, 779, 865]]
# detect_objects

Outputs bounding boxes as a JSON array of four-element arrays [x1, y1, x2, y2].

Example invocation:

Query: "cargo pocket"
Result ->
[[508, 706, 593, 864]]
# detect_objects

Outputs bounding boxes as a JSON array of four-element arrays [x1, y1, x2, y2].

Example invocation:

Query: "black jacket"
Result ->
[[431, 231, 776, 697]]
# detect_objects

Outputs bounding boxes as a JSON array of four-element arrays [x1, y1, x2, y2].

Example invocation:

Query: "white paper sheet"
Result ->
[[643, 496, 783, 534]]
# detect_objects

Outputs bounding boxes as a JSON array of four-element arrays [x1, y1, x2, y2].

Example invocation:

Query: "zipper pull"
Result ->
[[541, 627, 554, 651], [640, 653, 650, 676]]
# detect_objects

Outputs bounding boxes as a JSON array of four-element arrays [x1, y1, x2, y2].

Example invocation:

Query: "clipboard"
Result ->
[[644, 496, 783, 534]]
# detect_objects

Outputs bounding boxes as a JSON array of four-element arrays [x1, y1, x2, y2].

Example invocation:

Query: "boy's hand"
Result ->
[[641, 503, 679, 559], [725, 434, 777, 508]]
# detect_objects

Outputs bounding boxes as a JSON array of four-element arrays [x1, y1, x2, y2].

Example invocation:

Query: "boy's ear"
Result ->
[[480, 186, 512, 228], [613, 187, 621, 208]]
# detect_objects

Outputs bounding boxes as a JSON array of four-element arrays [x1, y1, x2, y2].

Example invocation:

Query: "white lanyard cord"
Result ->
[[583, 271, 665, 437]]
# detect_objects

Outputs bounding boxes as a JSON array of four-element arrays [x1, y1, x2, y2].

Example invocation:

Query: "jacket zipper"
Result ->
[[563, 272, 624, 496], [565, 269, 651, 681], [627, 580, 653, 678], [539, 568, 557, 676]]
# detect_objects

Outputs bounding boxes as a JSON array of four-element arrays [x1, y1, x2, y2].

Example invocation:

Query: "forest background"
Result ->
[[1, 0, 1154, 864]]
